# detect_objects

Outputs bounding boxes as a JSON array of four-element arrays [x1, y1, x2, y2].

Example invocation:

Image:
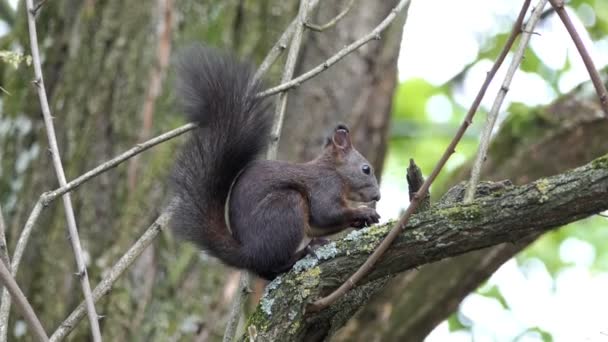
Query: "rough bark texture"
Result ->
[[334, 75, 608, 341], [240, 154, 608, 341]]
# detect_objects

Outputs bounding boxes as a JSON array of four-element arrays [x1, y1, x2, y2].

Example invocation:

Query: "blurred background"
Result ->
[[1, 0, 607, 341], [384, 1, 608, 341]]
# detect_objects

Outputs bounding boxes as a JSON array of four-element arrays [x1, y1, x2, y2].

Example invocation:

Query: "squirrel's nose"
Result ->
[[372, 193, 381, 201]]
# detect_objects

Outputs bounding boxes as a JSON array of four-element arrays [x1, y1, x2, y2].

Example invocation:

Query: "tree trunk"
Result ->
[[0, 0, 403, 340], [281, 0, 407, 177]]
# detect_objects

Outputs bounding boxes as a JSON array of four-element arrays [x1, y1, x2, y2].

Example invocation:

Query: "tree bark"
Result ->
[[334, 76, 608, 341], [240, 153, 608, 341]]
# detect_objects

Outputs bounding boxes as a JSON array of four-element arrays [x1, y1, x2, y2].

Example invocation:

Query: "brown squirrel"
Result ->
[[169, 45, 381, 280]]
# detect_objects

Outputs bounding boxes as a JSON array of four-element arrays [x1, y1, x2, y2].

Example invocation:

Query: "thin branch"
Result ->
[[222, 274, 251, 342], [0, 199, 43, 342], [304, 0, 354, 32], [256, 0, 411, 98], [49, 213, 168, 342], [0, 204, 9, 272], [45, 123, 197, 203], [0, 260, 49, 342], [24, 0, 101, 340], [307, 0, 535, 313], [0, 123, 197, 338], [465, 0, 545, 202], [0, 204, 9, 342], [548, 0, 608, 117], [265, 0, 309, 160], [8, 123, 196, 282], [253, 0, 321, 81], [32, 0, 49, 16]]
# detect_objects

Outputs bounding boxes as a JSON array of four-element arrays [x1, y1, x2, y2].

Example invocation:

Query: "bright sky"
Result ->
[[382, 0, 608, 341]]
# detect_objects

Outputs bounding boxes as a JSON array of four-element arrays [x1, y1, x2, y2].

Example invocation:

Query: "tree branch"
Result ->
[[309, 0, 529, 312], [0, 198, 43, 337], [253, 0, 321, 81], [5, 123, 197, 308], [547, 0, 608, 117], [0, 204, 8, 273], [256, 0, 411, 98], [304, 0, 354, 32], [0, 260, 48, 341], [24, 0, 101, 339], [49, 213, 169, 342], [465, 0, 545, 202], [266, 0, 309, 160], [243, 154, 608, 341]]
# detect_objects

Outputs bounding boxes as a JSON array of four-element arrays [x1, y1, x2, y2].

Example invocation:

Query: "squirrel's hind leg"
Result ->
[[244, 190, 309, 280]]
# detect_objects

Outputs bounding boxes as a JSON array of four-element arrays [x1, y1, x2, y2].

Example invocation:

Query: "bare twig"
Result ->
[[222, 274, 251, 342], [304, 0, 354, 32], [0, 204, 9, 342], [49, 213, 168, 342], [0, 204, 9, 272], [256, 0, 411, 98], [0, 260, 49, 342], [253, 0, 321, 81], [265, 0, 309, 160], [548, 0, 608, 116], [465, 0, 546, 202], [45, 123, 196, 202], [307, 0, 534, 313], [0, 122, 198, 338], [32, 0, 48, 16], [24, 0, 102, 340], [0, 199, 43, 342], [9, 123, 196, 276]]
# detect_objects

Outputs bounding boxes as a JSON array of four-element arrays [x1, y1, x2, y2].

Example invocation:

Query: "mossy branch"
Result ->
[[241, 154, 608, 341]]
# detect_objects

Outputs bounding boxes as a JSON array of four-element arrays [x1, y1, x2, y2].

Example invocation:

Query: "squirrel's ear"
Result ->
[[331, 126, 352, 151]]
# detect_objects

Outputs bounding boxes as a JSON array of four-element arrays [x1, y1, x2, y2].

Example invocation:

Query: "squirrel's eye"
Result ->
[[362, 164, 371, 175]]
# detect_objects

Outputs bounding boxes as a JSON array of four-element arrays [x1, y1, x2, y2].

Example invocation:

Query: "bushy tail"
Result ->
[[169, 45, 272, 268]]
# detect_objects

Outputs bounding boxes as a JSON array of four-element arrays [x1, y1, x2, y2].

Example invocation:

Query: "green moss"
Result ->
[[338, 222, 393, 254], [535, 178, 551, 203], [245, 310, 270, 334], [295, 267, 321, 299], [438, 204, 482, 221], [288, 319, 301, 335], [591, 154, 608, 169]]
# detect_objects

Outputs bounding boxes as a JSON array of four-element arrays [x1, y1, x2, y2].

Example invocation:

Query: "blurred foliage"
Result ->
[[386, 0, 608, 340]]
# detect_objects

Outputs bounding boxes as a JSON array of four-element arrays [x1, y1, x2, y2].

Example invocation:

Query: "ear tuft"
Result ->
[[332, 127, 352, 150], [335, 123, 349, 133]]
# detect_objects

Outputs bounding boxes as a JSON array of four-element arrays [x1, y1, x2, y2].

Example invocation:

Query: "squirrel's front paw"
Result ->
[[351, 208, 380, 228]]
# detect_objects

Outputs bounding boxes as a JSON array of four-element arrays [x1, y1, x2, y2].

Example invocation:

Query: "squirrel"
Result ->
[[169, 45, 381, 280]]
